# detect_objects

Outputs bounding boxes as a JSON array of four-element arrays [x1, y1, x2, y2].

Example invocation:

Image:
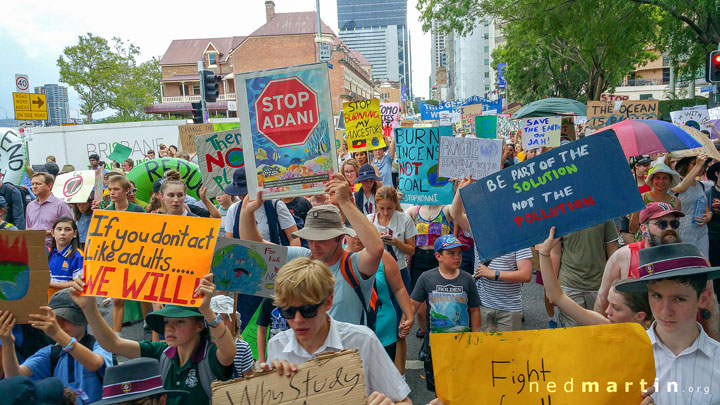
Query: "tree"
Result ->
[[107, 38, 161, 119], [418, 0, 660, 102], [57, 33, 116, 123]]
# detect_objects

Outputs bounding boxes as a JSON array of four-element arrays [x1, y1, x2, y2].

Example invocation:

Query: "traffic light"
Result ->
[[202, 70, 219, 103], [191, 102, 203, 124], [706, 50, 720, 83]]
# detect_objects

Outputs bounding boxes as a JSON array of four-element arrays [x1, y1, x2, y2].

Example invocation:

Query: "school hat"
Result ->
[[354, 164, 381, 184], [145, 305, 204, 335], [615, 243, 720, 293], [223, 167, 248, 196], [48, 288, 87, 325], [60, 164, 76, 174], [708, 161, 720, 183], [292, 204, 357, 240], [0, 195, 7, 207], [645, 163, 681, 188], [433, 234, 470, 253], [638, 202, 685, 224], [0, 376, 64, 405], [43, 162, 60, 177], [90, 358, 187, 404]]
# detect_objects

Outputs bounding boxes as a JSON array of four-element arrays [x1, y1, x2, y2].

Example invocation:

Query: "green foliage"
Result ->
[[658, 97, 708, 121], [424, 99, 440, 105]]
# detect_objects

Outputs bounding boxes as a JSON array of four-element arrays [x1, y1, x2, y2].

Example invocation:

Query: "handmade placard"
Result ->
[[586, 100, 658, 130], [0, 231, 50, 323], [51, 170, 96, 203], [211, 237, 287, 297], [195, 129, 245, 198], [344, 98, 385, 153], [522, 117, 561, 149], [395, 126, 454, 205], [438, 137, 502, 180], [178, 123, 214, 154]]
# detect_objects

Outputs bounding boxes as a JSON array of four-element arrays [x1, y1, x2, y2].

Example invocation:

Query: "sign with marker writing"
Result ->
[[460, 131, 643, 262], [211, 238, 287, 297], [0, 231, 50, 323], [344, 98, 385, 153], [586, 100, 658, 130], [196, 129, 244, 198], [51, 170, 96, 203], [211, 350, 366, 405], [670, 109, 712, 133], [708, 107, 720, 139], [475, 115, 498, 139], [430, 323, 655, 404], [522, 117, 561, 149], [82, 211, 221, 307], [395, 126, 454, 205], [381, 102, 400, 137], [438, 137, 502, 180], [178, 123, 214, 153]]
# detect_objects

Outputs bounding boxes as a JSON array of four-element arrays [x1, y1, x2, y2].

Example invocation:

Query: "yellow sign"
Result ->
[[82, 211, 221, 307], [430, 323, 655, 404], [343, 98, 385, 153], [13, 92, 47, 120]]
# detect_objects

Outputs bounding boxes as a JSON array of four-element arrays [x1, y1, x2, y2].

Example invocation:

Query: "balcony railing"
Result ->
[[161, 93, 236, 103]]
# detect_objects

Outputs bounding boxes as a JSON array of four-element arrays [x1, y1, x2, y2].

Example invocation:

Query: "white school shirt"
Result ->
[[267, 315, 411, 401], [647, 322, 720, 405]]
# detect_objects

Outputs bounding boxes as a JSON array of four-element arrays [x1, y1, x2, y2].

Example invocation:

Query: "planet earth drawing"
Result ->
[[211, 244, 267, 294], [0, 262, 30, 301], [426, 164, 450, 187]]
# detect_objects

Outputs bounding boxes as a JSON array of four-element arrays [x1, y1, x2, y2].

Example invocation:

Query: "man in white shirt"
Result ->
[[616, 243, 720, 405], [261, 257, 412, 405]]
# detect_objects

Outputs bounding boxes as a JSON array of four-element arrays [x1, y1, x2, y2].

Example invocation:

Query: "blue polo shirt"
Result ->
[[48, 245, 83, 283]]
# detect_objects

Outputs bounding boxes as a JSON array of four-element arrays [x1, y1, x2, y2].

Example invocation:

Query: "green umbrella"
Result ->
[[511, 97, 587, 119]]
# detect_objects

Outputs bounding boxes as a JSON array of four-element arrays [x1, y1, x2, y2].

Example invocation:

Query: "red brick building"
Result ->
[[146, 1, 373, 117]]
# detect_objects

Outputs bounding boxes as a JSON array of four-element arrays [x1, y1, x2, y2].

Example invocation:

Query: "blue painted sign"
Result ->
[[395, 126, 455, 205], [420, 96, 502, 120], [460, 131, 644, 261], [497, 63, 507, 89]]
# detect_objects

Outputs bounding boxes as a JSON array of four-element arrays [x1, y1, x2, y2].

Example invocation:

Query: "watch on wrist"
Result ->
[[494, 270, 500, 281], [206, 313, 223, 328]]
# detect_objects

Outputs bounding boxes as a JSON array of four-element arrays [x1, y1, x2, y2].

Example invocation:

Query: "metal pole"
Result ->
[[198, 61, 208, 123], [316, 0, 321, 62]]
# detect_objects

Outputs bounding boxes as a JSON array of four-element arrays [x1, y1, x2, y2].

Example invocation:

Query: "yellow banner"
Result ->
[[430, 323, 655, 404], [344, 98, 385, 153], [82, 211, 221, 307]]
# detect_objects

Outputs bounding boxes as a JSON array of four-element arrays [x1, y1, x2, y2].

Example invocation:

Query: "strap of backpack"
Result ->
[[266, 200, 282, 245], [197, 341, 215, 400], [50, 333, 102, 381], [339, 251, 368, 325], [232, 202, 242, 239]]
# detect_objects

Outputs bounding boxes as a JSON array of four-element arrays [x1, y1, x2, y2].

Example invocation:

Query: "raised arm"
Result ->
[[238, 192, 268, 243], [0, 311, 31, 377], [451, 177, 473, 232], [671, 153, 708, 194], [197, 274, 236, 366], [198, 186, 222, 219], [594, 248, 626, 313]]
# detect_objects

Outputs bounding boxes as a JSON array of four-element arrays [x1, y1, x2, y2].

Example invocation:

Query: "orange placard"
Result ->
[[82, 211, 221, 307]]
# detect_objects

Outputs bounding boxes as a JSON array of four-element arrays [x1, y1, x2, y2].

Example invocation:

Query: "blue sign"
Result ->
[[401, 85, 408, 102], [497, 63, 507, 89], [460, 131, 644, 262], [700, 85, 714, 93], [395, 126, 455, 205], [420, 96, 502, 120]]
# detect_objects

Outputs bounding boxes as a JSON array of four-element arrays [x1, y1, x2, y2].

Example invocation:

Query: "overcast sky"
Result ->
[[0, 0, 430, 120]]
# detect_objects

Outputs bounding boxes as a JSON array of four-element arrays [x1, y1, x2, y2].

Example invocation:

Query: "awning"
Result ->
[[144, 101, 229, 114]]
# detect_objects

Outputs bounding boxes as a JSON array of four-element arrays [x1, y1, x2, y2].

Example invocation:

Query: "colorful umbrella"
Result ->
[[591, 119, 702, 157]]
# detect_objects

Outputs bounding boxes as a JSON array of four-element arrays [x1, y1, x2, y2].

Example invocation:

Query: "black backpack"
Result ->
[[2, 182, 33, 217]]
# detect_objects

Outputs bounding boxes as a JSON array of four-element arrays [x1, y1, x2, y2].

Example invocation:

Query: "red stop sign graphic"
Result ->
[[255, 77, 319, 147]]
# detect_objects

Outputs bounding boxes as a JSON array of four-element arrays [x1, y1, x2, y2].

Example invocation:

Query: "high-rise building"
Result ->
[[451, 19, 503, 100], [337, 0, 412, 98], [34, 84, 70, 126], [430, 20, 451, 101]]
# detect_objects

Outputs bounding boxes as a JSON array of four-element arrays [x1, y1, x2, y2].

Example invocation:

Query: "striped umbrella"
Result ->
[[591, 119, 702, 157]]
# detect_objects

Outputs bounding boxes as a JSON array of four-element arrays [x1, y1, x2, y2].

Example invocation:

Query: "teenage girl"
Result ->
[[47, 216, 83, 300]]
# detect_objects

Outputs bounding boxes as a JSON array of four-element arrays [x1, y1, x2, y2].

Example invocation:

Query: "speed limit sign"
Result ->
[[15, 74, 29, 93]]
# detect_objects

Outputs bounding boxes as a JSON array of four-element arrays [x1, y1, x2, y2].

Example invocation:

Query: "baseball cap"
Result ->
[[433, 234, 469, 253], [292, 205, 357, 241], [48, 289, 87, 325], [0, 195, 7, 207], [638, 202, 685, 224]]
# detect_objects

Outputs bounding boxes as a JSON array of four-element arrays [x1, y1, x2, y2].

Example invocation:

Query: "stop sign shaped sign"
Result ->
[[255, 77, 320, 147]]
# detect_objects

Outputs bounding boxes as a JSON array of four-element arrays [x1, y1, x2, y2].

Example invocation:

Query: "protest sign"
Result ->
[[335, 110, 345, 130], [82, 211, 220, 307], [0, 231, 50, 323], [344, 98, 385, 153], [475, 115, 498, 139], [670, 109, 712, 132], [709, 107, 720, 139], [420, 96, 503, 120], [497, 114, 512, 139], [668, 125, 720, 161], [211, 350, 366, 405], [438, 137, 502, 179], [236, 63, 337, 199], [459, 104, 485, 134], [106, 143, 132, 163], [178, 123, 214, 153], [586, 100, 658, 130], [126, 157, 202, 203], [51, 170, 96, 203], [195, 129, 244, 198], [431, 323, 655, 404], [211, 238, 287, 297], [381, 102, 400, 137], [400, 120, 415, 127], [460, 130, 644, 262], [522, 117, 561, 149], [395, 126, 454, 205], [0, 130, 26, 185], [439, 110, 451, 126]]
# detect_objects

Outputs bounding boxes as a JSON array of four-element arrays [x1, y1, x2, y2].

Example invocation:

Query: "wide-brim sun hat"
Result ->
[[292, 204, 357, 241], [708, 161, 720, 183], [223, 167, 248, 196], [145, 305, 204, 335], [353, 163, 381, 184], [645, 163, 681, 188], [90, 358, 187, 404]]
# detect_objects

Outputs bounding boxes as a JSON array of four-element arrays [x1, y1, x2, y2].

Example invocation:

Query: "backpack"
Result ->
[[159, 341, 214, 400], [339, 250, 379, 330], [232, 199, 301, 247], [2, 182, 33, 218], [49, 333, 118, 382]]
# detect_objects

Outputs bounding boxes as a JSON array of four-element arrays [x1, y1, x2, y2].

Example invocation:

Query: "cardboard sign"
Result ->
[[82, 211, 221, 306], [195, 129, 244, 198], [236, 63, 338, 199], [475, 115, 498, 139], [0, 231, 50, 323], [438, 137, 503, 180], [439, 110, 452, 126], [381, 102, 401, 137], [460, 131, 644, 262], [178, 123, 214, 154], [708, 107, 720, 139], [344, 98, 385, 153], [400, 120, 415, 128], [586, 100, 658, 130], [395, 126, 454, 205], [211, 238, 287, 297], [106, 143, 132, 163], [458, 104, 484, 135], [522, 117, 561, 150], [431, 323, 655, 404], [0, 130, 26, 185], [211, 350, 366, 405], [51, 170, 96, 203], [668, 125, 720, 161], [670, 109, 712, 132]]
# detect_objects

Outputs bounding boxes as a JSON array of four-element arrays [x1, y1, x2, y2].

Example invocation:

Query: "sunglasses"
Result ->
[[649, 219, 680, 230], [129, 188, 137, 194], [279, 300, 326, 319]]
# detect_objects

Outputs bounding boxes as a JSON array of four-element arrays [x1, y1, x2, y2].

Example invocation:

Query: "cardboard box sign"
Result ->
[[211, 350, 366, 405], [0, 231, 51, 323], [178, 123, 214, 153]]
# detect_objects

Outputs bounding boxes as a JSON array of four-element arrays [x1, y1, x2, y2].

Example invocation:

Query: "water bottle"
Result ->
[[694, 192, 707, 227]]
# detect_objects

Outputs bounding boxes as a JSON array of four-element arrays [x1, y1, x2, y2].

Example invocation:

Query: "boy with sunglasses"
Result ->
[[261, 257, 412, 405]]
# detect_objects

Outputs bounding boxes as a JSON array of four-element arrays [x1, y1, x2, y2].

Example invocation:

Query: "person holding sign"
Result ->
[[260, 257, 412, 405]]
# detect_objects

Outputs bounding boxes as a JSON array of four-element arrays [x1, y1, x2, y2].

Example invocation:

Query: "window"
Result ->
[[639, 94, 653, 100], [181, 84, 189, 95], [484, 46, 489, 53], [485, 84, 490, 90], [208, 53, 217, 66], [484, 33, 488, 39], [485, 72, 490, 78], [193, 85, 200, 95], [484, 59, 490, 65]]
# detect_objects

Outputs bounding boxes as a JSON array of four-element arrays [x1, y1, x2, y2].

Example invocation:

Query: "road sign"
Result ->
[[701, 85, 715, 93], [13, 92, 47, 120], [319, 43, 331, 62], [254, 77, 320, 147], [15, 74, 29, 93]]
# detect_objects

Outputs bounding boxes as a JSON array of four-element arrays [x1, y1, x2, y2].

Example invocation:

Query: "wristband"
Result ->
[[210, 326, 228, 341], [63, 337, 77, 352], [538, 252, 550, 257]]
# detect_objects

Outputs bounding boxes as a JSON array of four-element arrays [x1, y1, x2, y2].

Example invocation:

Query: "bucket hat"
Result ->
[[223, 167, 248, 196], [292, 204, 357, 241], [354, 164, 381, 184], [0, 376, 64, 405], [145, 305, 203, 335], [707, 161, 720, 183], [90, 358, 187, 404], [645, 163, 681, 188]]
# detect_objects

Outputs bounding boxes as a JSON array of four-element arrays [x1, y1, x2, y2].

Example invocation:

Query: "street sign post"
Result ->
[[319, 43, 331, 62], [13, 92, 47, 120], [15, 74, 29, 93]]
